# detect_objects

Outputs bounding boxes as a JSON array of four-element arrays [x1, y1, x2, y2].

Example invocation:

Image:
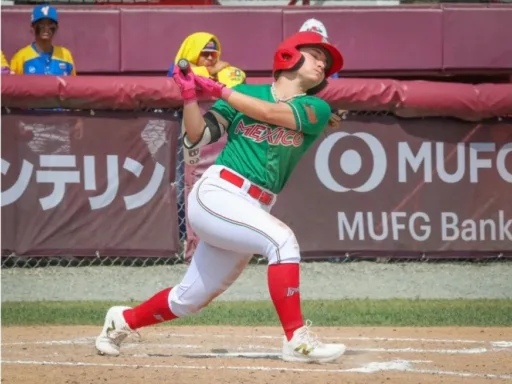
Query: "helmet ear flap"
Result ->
[[274, 49, 305, 79], [276, 48, 295, 64]]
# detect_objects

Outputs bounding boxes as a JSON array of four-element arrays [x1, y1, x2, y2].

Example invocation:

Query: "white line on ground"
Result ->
[[492, 341, 512, 348], [353, 347, 489, 354], [2, 337, 512, 357], [156, 333, 511, 345], [2, 339, 496, 355], [5, 335, 512, 347], [132, 352, 283, 358], [122, 343, 277, 351], [411, 367, 512, 380], [123, 343, 201, 350], [0, 359, 397, 373], [125, 344, 490, 355], [2, 338, 92, 346], [2, 359, 512, 380], [344, 359, 426, 373]]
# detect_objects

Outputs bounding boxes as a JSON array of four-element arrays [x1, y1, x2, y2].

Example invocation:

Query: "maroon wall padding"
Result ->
[[2, 5, 511, 74]]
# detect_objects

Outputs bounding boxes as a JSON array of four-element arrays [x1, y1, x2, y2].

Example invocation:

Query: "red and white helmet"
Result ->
[[273, 31, 343, 79]]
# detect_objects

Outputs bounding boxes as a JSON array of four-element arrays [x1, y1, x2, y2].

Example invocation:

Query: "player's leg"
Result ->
[[167, 241, 252, 317], [188, 169, 346, 362], [95, 241, 252, 356]]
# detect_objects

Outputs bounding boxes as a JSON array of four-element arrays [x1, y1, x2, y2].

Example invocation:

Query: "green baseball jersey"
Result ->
[[210, 83, 332, 194]]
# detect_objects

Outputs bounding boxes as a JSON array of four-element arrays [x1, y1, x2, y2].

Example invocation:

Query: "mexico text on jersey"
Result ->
[[211, 84, 332, 194]]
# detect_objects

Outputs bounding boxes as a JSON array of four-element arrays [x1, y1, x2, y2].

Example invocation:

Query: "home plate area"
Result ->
[[2, 326, 511, 384]]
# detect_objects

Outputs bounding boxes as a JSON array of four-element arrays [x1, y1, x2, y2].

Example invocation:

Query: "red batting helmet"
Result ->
[[273, 31, 343, 79]]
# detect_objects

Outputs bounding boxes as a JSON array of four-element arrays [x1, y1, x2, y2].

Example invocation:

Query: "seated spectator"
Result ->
[[300, 18, 339, 79], [167, 32, 245, 88], [10, 4, 76, 76], [1, 51, 12, 74]]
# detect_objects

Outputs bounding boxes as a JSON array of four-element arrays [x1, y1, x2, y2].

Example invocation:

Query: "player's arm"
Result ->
[[182, 106, 227, 149], [224, 91, 331, 134], [286, 97, 332, 134], [223, 91, 296, 129], [182, 94, 236, 149]]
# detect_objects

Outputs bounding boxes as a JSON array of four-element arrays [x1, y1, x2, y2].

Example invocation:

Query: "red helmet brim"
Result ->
[[299, 41, 344, 78]]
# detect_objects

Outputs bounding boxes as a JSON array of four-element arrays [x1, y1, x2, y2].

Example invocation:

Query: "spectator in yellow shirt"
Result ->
[[10, 4, 76, 76], [167, 32, 245, 88]]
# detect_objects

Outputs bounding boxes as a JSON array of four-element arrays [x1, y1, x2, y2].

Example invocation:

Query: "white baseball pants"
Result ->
[[169, 165, 301, 317]]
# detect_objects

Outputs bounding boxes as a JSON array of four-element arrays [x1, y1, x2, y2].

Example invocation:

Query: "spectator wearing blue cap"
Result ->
[[10, 4, 76, 76]]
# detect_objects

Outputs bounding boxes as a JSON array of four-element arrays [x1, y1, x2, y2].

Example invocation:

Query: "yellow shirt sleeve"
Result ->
[[68, 52, 77, 76], [62, 48, 77, 75], [9, 50, 25, 75], [217, 66, 246, 88]]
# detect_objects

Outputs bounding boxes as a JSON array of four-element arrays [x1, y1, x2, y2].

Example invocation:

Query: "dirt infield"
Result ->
[[2, 326, 511, 383]]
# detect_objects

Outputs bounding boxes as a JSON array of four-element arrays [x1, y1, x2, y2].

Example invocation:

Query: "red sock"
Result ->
[[122, 287, 178, 330], [268, 263, 304, 341]]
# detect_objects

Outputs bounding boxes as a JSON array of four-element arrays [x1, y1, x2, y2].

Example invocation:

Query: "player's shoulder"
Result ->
[[232, 83, 269, 93], [53, 46, 74, 60], [297, 94, 331, 113], [232, 83, 272, 99], [300, 94, 330, 106], [11, 45, 34, 60], [294, 95, 332, 127]]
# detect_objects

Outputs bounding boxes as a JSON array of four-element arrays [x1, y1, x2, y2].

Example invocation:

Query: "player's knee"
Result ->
[[169, 284, 208, 318], [267, 228, 301, 265]]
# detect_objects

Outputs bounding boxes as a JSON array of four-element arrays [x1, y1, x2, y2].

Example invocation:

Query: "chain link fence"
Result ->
[[1, 108, 511, 268]]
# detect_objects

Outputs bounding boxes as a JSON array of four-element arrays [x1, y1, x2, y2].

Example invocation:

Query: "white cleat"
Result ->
[[282, 320, 346, 363], [95, 306, 136, 356]]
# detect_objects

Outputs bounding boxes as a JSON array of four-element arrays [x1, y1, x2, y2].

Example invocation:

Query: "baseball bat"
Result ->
[[177, 59, 190, 75]]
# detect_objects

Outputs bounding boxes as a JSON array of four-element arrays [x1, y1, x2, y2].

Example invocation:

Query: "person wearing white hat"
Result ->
[[299, 18, 338, 78]]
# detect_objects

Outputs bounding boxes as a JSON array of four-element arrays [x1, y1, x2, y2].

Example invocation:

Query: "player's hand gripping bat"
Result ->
[[177, 59, 191, 75]]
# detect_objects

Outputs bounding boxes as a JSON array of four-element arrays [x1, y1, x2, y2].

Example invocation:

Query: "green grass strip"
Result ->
[[2, 299, 511, 327]]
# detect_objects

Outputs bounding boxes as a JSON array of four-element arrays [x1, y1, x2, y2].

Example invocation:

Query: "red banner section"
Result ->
[[1, 112, 181, 256], [3, 76, 512, 120], [2, 5, 511, 74]]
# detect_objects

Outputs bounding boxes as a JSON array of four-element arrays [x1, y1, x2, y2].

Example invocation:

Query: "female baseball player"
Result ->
[[96, 31, 346, 363]]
